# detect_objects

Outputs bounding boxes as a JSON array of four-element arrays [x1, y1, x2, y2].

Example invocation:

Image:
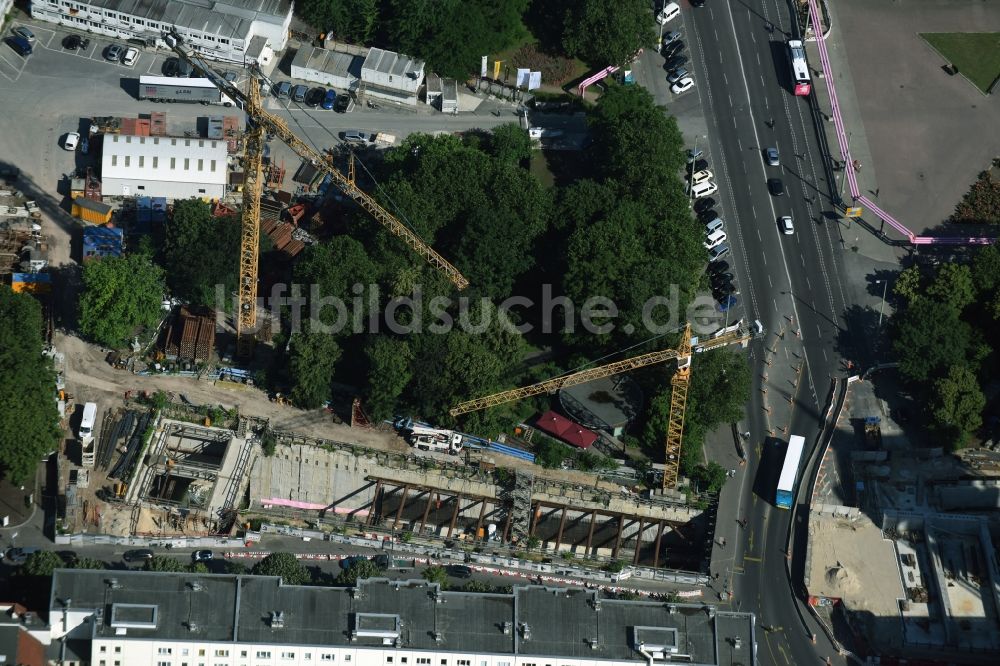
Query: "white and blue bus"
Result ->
[[776, 435, 805, 509]]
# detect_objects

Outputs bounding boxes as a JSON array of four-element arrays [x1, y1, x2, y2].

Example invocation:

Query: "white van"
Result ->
[[691, 180, 718, 198], [704, 229, 727, 249], [656, 2, 681, 25], [79, 402, 97, 442]]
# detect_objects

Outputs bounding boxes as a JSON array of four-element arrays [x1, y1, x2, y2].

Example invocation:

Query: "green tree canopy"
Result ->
[[422, 565, 449, 587], [72, 557, 107, 570], [163, 199, 242, 308], [487, 123, 534, 165], [143, 556, 186, 572], [363, 336, 413, 421], [297, 0, 379, 43], [926, 263, 975, 313], [78, 254, 165, 347], [293, 237, 379, 326], [383, 0, 528, 79], [251, 552, 310, 585], [288, 331, 342, 408], [20, 550, 64, 577], [0, 288, 61, 483], [334, 558, 381, 586], [893, 298, 985, 383], [931, 365, 985, 451], [561, 0, 654, 67]]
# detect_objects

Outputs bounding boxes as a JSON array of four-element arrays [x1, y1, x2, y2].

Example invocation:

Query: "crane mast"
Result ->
[[237, 81, 265, 356], [163, 32, 469, 294]]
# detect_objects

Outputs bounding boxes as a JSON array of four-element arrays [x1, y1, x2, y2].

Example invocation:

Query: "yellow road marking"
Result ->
[[743, 555, 762, 562], [777, 641, 791, 665]]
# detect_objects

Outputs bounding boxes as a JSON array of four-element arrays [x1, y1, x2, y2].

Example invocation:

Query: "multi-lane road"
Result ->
[[646, 1, 872, 665]]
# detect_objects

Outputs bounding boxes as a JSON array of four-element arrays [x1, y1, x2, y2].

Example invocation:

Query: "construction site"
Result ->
[[805, 373, 1000, 662], [31, 34, 772, 586]]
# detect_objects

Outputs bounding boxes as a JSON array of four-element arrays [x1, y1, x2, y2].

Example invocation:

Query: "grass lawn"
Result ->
[[920, 32, 1000, 94]]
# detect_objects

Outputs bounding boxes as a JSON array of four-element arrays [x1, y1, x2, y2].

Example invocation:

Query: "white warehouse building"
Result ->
[[47, 570, 758, 666], [31, 0, 293, 64], [101, 134, 229, 200]]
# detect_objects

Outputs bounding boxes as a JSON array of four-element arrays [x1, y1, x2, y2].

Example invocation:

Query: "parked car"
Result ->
[[699, 209, 720, 224], [105, 44, 124, 62], [341, 130, 372, 143], [447, 564, 474, 579], [705, 217, 724, 234], [223, 70, 239, 83], [56, 551, 79, 565], [162, 57, 179, 76], [667, 67, 688, 84], [63, 132, 80, 151], [708, 260, 730, 274], [768, 177, 785, 196], [716, 294, 739, 312], [780, 215, 794, 235], [694, 196, 714, 213], [691, 179, 718, 198], [704, 229, 727, 249], [687, 148, 704, 164], [273, 81, 292, 99], [713, 282, 737, 297], [334, 94, 353, 113], [192, 550, 213, 562], [177, 59, 194, 77], [765, 146, 780, 166], [63, 34, 82, 50], [305, 87, 325, 107], [656, 2, 681, 25], [671, 77, 695, 94], [663, 31, 682, 47], [12, 27, 35, 43], [322, 88, 337, 110], [665, 54, 689, 71], [708, 243, 731, 262], [691, 0, 707, 7], [123, 548, 154, 563], [291, 84, 308, 103], [122, 47, 139, 66], [5, 547, 40, 564], [6, 36, 32, 57], [710, 272, 734, 288], [664, 41, 685, 58], [691, 169, 713, 185]]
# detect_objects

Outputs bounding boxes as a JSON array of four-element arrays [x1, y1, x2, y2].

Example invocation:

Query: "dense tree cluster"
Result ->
[[163, 200, 243, 308], [78, 254, 165, 348], [890, 245, 1000, 449], [297, 0, 655, 77], [951, 161, 1000, 225], [0, 288, 61, 483]]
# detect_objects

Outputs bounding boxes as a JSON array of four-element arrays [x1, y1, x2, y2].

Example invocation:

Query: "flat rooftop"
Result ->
[[76, 0, 291, 39], [51, 572, 755, 665]]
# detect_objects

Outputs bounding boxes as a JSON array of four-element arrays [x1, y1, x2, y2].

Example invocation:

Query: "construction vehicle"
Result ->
[[450, 320, 760, 489], [163, 31, 468, 355]]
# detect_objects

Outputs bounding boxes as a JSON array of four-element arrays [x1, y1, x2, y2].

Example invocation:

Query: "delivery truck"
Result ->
[[138, 75, 235, 106]]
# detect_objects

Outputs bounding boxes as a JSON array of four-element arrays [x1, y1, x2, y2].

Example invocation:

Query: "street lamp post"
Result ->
[[876, 279, 889, 329], [658, 2, 666, 52]]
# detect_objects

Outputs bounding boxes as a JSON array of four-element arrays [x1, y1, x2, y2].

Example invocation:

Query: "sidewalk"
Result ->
[[805, 2, 902, 266]]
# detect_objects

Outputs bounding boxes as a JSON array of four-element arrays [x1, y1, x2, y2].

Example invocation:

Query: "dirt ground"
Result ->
[[56, 332, 620, 491]]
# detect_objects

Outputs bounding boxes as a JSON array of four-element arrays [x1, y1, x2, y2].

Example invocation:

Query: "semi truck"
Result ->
[[138, 75, 235, 106]]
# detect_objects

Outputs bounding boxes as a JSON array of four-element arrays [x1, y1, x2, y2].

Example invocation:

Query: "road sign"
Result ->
[[845, 207, 863, 218]]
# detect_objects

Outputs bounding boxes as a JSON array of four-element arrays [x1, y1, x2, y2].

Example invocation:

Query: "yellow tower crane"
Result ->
[[164, 32, 469, 354], [237, 80, 265, 357], [449, 322, 755, 489]]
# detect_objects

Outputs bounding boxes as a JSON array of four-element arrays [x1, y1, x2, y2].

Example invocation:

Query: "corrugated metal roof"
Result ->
[[362, 47, 424, 79], [79, 0, 290, 40], [101, 134, 228, 186], [74, 198, 114, 215], [292, 46, 363, 80]]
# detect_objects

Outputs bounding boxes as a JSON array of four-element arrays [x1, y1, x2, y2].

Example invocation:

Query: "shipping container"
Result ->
[[72, 197, 113, 225], [11, 272, 52, 294]]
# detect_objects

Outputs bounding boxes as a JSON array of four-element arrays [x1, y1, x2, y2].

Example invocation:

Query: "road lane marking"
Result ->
[[743, 555, 762, 562]]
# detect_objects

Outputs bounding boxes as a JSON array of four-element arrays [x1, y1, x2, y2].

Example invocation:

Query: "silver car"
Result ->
[[668, 68, 689, 84], [12, 27, 35, 43]]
